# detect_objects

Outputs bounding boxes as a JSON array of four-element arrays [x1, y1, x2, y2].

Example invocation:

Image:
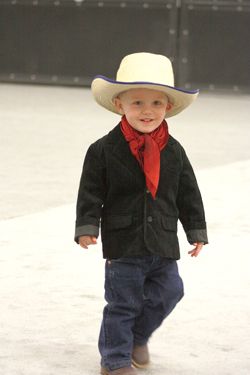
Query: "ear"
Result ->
[[166, 102, 173, 112], [113, 97, 125, 114]]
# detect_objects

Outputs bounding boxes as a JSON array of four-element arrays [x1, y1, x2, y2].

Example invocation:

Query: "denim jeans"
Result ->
[[98, 255, 184, 371]]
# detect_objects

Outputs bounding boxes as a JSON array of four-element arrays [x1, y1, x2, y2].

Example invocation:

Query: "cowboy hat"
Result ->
[[91, 52, 199, 118]]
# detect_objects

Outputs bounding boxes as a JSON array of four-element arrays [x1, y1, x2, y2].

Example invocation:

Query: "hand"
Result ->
[[188, 242, 204, 257], [79, 235, 97, 249]]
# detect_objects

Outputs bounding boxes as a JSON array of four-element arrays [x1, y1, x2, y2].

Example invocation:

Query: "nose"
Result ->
[[141, 104, 153, 115]]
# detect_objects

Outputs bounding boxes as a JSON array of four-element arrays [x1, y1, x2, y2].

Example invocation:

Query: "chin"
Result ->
[[141, 125, 158, 133]]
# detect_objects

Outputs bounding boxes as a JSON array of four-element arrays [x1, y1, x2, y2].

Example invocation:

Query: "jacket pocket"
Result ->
[[161, 217, 177, 232], [104, 215, 133, 230]]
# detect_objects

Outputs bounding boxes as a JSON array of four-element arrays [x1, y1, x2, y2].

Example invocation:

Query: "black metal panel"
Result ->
[[0, 0, 177, 86], [178, 0, 250, 92]]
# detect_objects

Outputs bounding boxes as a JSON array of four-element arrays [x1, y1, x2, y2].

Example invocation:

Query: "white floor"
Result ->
[[0, 83, 250, 375]]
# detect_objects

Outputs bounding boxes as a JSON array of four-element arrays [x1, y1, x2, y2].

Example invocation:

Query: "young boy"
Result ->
[[75, 52, 208, 375]]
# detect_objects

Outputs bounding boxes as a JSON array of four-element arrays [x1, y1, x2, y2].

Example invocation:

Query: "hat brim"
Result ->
[[91, 75, 199, 118]]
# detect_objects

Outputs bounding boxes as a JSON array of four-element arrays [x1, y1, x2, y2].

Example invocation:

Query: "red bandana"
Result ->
[[120, 115, 169, 199]]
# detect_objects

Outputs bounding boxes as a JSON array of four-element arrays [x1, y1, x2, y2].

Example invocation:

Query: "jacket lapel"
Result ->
[[106, 125, 177, 186], [107, 124, 144, 182]]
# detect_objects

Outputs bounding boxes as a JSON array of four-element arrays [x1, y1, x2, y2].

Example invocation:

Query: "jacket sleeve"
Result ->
[[176, 146, 208, 245], [74, 141, 106, 243]]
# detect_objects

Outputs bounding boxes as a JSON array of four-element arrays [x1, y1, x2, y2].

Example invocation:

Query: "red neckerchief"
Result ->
[[120, 115, 169, 199]]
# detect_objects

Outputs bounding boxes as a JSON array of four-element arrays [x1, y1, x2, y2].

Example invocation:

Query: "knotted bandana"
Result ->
[[120, 115, 169, 199]]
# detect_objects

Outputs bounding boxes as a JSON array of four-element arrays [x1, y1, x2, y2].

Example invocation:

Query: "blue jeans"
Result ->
[[99, 256, 184, 371]]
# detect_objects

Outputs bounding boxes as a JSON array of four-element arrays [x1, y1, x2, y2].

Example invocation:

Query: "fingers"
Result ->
[[80, 240, 90, 249], [188, 242, 204, 257], [79, 236, 97, 249], [188, 248, 201, 257]]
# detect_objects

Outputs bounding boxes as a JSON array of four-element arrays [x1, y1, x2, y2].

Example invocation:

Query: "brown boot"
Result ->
[[132, 344, 150, 369], [100, 366, 138, 375]]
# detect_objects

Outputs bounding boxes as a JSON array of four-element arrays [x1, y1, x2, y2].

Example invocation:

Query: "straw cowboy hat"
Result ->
[[91, 52, 199, 118]]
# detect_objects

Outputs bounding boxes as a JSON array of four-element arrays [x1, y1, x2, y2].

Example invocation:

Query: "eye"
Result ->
[[153, 100, 163, 106], [133, 100, 142, 105]]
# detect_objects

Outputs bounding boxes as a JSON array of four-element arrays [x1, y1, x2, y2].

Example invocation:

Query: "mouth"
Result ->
[[140, 119, 153, 124]]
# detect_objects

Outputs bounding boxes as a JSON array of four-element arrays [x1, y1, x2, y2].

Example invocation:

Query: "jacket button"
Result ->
[[147, 216, 153, 223]]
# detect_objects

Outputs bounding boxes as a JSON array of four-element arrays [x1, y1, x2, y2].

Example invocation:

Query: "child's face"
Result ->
[[114, 88, 172, 133]]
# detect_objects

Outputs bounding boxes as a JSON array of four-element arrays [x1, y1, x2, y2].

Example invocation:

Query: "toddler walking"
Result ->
[[75, 52, 208, 374]]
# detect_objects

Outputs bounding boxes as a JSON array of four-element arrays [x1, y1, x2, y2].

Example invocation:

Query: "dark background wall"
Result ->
[[0, 0, 249, 92]]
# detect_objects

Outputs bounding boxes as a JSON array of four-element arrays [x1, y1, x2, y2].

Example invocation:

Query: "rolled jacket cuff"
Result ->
[[74, 225, 99, 243], [186, 229, 208, 245]]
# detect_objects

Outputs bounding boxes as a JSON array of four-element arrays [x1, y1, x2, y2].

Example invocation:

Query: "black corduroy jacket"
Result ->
[[75, 124, 208, 259]]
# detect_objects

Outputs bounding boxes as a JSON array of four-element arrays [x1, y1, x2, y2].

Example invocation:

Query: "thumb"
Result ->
[[90, 236, 97, 244]]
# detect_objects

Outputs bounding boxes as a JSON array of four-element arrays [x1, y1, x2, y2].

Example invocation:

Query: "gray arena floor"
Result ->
[[1, 83, 250, 374]]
